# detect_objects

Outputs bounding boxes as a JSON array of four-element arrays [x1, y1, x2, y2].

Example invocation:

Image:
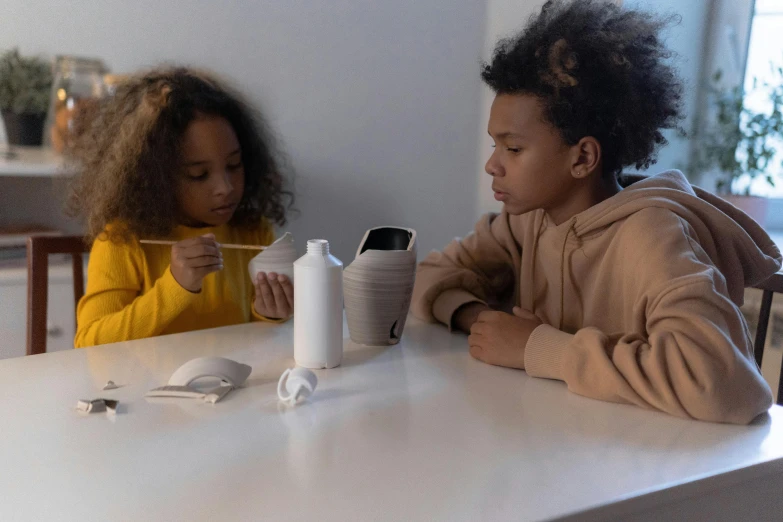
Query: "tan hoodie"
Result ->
[[413, 170, 781, 424]]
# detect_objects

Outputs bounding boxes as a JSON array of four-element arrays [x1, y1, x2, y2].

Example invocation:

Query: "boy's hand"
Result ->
[[170, 234, 223, 293], [453, 302, 491, 333], [467, 307, 542, 369], [254, 272, 294, 319]]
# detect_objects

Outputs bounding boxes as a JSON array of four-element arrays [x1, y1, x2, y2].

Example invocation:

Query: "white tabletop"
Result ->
[[1, 318, 782, 522]]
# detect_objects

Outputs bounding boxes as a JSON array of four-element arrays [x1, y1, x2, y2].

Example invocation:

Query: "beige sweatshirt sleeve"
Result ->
[[412, 212, 519, 326], [525, 214, 773, 425]]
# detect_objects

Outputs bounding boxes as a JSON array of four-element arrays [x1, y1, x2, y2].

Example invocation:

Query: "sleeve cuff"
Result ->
[[432, 289, 486, 330], [524, 324, 574, 381], [251, 305, 290, 323], [160, 266, 199, 309]]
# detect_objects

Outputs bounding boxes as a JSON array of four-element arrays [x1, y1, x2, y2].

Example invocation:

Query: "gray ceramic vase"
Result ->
[[344, 226, 417, 346]]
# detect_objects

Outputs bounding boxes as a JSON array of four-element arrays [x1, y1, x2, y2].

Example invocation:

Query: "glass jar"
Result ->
[[44, 56, 108, 153], [101, 74, 128, 97]]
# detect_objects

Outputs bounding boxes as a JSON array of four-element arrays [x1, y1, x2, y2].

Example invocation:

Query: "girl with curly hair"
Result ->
[[412, 0, 781, 423], [69, 67, 294, 347]]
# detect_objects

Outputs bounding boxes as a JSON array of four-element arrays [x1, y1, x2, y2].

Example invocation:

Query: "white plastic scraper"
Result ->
[[146, 357, 252, 403]]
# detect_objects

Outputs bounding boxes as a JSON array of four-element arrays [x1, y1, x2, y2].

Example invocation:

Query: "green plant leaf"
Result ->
[[0, 47, 52, 114]]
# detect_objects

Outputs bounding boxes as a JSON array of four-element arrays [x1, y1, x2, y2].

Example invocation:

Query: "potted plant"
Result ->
[[0, 48, 53, 146], [686, 67, 783, 226]]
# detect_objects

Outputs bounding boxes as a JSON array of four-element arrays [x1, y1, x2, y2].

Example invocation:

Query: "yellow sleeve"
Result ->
[[74, 237, 197, 347], [251, 308, 289, 323], [248, 221, 291, 324]]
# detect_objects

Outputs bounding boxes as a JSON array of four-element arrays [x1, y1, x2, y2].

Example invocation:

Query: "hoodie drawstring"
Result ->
[[559, 218, 577, 330], [528, 213, 547, 313]]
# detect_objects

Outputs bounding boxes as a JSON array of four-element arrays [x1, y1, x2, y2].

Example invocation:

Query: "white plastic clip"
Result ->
[[277, 367, 318, 405]]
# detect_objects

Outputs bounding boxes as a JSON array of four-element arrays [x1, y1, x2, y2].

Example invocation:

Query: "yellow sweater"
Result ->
[[75, 222, 278, 348]]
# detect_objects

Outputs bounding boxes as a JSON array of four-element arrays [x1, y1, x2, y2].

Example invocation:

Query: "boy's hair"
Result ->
[[67, 67, 293, 243], [481, 0, 683, 178]]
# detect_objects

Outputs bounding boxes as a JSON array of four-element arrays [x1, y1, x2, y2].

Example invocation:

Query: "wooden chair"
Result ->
[[26, 236, 89, 356], [752, 272, 783, 406]]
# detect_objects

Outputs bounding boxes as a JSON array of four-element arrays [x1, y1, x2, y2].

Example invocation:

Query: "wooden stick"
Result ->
[[140, 239, 266, 251]]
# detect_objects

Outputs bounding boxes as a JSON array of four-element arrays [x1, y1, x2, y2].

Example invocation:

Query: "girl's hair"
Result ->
[[481, 0, 684, 179], [67, 67, 293, 243]]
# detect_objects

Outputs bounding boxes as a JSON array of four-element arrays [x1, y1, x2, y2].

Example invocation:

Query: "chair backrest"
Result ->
[[752, 272, 783, 406], [26, 235, 89, 356]]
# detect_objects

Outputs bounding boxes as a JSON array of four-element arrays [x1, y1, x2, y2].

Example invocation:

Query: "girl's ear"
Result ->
[[570, 136, 601, 179]]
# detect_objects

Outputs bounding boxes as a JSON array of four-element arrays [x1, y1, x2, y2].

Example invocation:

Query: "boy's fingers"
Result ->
[[513, 307, 540, 323], [468, 340, 484, 360], [477, 310, 502, 323]]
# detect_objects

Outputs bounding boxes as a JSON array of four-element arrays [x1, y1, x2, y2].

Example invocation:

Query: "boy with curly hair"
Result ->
[[412, 0, 781, 423]]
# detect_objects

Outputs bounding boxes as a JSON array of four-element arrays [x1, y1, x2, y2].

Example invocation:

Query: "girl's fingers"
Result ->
[[183, 243, 221, 259], [268, 274, 289, 315], [256, 273, 275, 311], [176, 235, 219, 249], [185, 255, 223, 269], [279, 275, 294, 308], [193, 264, 222, 281]]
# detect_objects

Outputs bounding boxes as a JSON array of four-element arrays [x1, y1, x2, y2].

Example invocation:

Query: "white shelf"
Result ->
[[0, 261, 77, 285], [0, 146, 71, 177], [0, 230, 62, 248]]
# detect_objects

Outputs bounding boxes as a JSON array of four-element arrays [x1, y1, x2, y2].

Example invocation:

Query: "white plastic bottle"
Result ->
[[294, 239, 344, 369]]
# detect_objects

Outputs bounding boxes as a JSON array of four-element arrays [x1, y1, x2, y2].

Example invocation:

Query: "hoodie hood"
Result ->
[[563, 170, 781, 305], [412, 169, 777, 424]]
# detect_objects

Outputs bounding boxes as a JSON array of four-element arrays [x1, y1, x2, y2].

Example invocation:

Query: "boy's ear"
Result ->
[[570, 137, 601, 179]]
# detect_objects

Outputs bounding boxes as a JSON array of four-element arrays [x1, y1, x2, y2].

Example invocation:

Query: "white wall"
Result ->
[[624, 0, 711, 177], [476, 0, 546, 217], [476, 0, 711, 217], [0, 0, 487, 261], [691, 0, 755, 192]]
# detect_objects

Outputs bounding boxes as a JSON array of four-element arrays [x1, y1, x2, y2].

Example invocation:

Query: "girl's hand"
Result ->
[[170, 234, 223, 293], [467, 307, 543, 369], [254, 272, 294, 319]]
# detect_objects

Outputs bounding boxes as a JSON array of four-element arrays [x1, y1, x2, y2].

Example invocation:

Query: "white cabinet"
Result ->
[[0, 264, 77, 359], [0, 146, 79, 359]]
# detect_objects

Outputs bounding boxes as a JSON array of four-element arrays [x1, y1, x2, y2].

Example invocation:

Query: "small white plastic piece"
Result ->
[[146, 385, 207, 399], [277, 367, 318, 405], [167, 357, 252, 387], [146, 385, 236, 404], [203, 386, 234, 404], [102, 380, 118, 390], [76, 398, 118, 414], [76, 399, 97, 412]]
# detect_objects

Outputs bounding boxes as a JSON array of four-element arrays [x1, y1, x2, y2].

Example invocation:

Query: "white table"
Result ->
[[1, 318, 782, 522]]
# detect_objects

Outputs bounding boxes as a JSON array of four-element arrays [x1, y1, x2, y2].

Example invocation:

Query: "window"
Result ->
[[743, 0, 783, 197]]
